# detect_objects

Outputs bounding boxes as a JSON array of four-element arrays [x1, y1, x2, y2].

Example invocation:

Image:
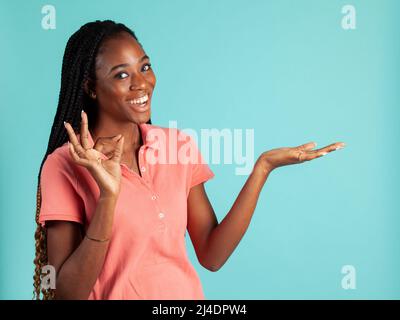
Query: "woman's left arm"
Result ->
[[187, 141, 345, 271]]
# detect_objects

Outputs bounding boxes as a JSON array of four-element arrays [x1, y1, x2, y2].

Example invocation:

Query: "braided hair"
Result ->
[[33, 20, 151, 300]]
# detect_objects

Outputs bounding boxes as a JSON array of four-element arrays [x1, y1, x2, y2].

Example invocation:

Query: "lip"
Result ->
[[128, 98, 150, 113], [126, 92, 149, 101]]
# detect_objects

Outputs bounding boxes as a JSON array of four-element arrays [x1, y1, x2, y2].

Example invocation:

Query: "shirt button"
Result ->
[[140, 166, 146, 172], [151, 195, 157, 200], [158, 212, 165, 219]]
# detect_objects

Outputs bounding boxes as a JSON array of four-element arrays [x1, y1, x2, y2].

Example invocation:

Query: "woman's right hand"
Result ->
[[64, 111, 124, 197]]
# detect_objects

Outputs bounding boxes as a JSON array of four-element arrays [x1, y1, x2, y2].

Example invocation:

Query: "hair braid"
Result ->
[[33, 19, 149, 300]]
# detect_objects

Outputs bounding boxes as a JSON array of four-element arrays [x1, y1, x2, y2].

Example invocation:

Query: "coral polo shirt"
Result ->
[[39, 123, 214, 299]]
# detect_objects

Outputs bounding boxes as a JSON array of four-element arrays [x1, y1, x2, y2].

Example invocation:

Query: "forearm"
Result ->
[[203, 166, 271, 271], [54, 195, 117, 299]]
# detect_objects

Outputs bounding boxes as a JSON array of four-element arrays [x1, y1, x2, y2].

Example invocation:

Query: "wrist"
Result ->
[[253, 157, 274, 177], [99, 192, 119, 202], [251, 164, 272, 180]]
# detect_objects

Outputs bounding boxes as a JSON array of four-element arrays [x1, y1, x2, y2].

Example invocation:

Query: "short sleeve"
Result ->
[[186, 134, 215, 190], [39, 152, 85, 227]]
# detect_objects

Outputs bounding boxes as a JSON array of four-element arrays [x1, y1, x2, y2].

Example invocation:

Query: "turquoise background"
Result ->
[[1, 0, 399, 299]]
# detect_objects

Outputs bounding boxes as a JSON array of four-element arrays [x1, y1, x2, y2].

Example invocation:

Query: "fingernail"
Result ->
[[63, 121, 67, 126], [321, 152, 328, 156]]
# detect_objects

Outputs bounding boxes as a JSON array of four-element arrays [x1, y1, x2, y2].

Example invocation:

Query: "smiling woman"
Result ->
[[35, 19, 219, 301], [35, 19, 345, 301], [34, 20, 161, 299]]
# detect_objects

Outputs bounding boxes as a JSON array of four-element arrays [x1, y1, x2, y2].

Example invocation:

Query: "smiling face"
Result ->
[[90, 31, 156, 125]]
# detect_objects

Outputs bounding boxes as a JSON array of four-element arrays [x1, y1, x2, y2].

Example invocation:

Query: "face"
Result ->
[[90, 31, 156, 125]]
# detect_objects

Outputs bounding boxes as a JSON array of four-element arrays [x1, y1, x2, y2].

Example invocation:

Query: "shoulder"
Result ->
[[42, 142, 76, 176]]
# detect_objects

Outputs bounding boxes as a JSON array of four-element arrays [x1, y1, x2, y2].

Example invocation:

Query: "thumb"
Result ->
[[110, 136, 124, 162], [112, 134, 122, 141]]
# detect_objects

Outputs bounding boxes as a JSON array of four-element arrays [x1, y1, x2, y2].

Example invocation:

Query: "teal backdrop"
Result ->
[[1, 0, 399, 299]]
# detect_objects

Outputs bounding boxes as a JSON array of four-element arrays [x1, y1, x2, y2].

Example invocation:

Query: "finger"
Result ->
[[80, 110, 90, 150], [93, 138, 105, 154], [296, 141, 317, 151], [68, 141, 90, 166], [64, 121, 86, 158], [103, 135, 122, 156], [313, 142, 346, 154], [110, 136, 124, 162], [300, 151, 327, 162], [112, 134, 122, 141], [302, 142, 346, 161], [94, 135, 121, 154]]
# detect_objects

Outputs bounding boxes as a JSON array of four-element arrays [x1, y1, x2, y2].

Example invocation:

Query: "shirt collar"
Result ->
[[85, 123, 160, 150]]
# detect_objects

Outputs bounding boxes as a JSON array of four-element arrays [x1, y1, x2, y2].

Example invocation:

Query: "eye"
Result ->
[[142, 63, 152, 72], [116, 72, 128, 79]]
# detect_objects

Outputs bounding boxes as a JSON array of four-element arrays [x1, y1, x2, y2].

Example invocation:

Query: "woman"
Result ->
[[34, 20, 345, 300]]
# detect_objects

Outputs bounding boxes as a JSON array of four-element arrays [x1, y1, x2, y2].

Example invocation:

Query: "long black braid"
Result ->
[[33, 20, 151, 300]]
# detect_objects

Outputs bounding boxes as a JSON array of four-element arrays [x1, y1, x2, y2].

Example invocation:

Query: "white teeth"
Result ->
[[129, 95, 149, 105]]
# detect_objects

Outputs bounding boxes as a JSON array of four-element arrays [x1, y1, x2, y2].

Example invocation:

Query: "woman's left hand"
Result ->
[[254, 141, 346, 174]]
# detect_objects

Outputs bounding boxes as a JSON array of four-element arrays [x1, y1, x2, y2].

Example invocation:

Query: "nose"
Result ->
[[129, 74, 147, 91]]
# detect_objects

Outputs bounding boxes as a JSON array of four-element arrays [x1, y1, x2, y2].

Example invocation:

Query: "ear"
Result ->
[[83, 78, 96, 99]]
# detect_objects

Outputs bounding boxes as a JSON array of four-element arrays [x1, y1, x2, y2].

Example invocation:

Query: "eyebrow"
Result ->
[[108, 55, 150, 74]]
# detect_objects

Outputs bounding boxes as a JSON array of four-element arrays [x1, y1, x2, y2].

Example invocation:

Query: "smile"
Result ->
[[129, 94, 149, 105], [128, 94, 150, 113]]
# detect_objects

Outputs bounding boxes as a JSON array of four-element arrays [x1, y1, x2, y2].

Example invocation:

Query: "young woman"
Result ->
[[34, 20, 345, 300]]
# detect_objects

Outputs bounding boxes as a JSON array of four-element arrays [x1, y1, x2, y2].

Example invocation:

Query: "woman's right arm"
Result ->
[[47, 194, 117, 300], [45, 110, 125, 299]]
